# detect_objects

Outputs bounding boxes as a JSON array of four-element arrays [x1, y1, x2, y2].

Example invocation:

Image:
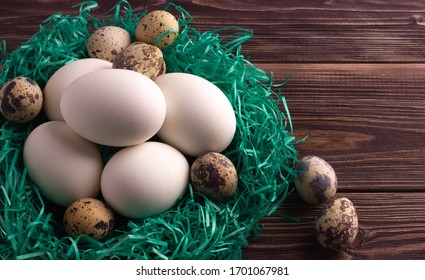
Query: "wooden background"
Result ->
[[1, 0, 425, 259]]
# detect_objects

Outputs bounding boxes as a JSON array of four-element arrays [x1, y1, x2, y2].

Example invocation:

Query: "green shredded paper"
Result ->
[[0, 1, 299, 259]]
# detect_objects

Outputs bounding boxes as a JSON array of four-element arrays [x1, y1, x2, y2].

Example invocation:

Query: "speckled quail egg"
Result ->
[[0, 77, 43, 123], [86, 26, 131, 62], [158, 60, 166, 76], [294, 155, 337, 205], [112, 42, 164, 80], [135, 10, 179, 49], [190, 152, 238, 202], [63, 198, 115, 240], [315, 197, 359, 250]]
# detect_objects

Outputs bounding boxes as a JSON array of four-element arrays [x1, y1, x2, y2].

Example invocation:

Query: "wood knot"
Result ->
[[412, 15, 425, 26]]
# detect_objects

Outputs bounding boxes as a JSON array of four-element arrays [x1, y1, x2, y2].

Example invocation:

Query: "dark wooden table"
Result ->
[[2, 0, 425, 260]]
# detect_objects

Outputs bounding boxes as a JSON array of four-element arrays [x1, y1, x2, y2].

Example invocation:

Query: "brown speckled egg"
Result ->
[[158, 60, 167, 76], [0, 77, 43, 123], [63, 198, 115, 240], [190, 152, 238, 202], [112, 42, 164, 80], [294, 155, 337, 205], [315, 197, 359, 250], [86, 26, 131, 62], [135, 10, 179, 49]]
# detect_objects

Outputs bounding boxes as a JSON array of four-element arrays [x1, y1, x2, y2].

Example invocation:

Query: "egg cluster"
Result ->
[[294, 155, 359, 250], [1, 10, 239, 241]]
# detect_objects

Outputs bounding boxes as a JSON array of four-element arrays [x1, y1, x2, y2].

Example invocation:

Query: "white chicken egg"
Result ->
[[44, 58, 112, 121], [23, 121, 103, 207], [60, 68, 166, 147], [155, 73, 236, 157], [100, 141, 189, 219]]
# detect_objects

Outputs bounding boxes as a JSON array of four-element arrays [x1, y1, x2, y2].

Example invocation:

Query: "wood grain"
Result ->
[[2, 0, 425, 62], [1, 0, 425, 260], [244, 192, 425, 259], [259, 63, 425, 192]]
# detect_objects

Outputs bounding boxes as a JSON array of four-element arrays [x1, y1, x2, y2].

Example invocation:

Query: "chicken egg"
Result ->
[[44, 58, 112, 121], [155, 73, 236, 157], [23, 121, 103, 207], [101, 141, 189, 219], [60, 68, 166, 147]]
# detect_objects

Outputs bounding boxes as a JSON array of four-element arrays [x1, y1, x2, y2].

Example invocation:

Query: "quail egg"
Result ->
[[86, 26, 131, 62], [295, 155, 337, 205], [315, 197, 359, 250], [190, 152, 238, 201], [63, 198, 115, 240], [112, 42, 164, 80], [135, 10, 179, 49], [0, 76, 43, 123]]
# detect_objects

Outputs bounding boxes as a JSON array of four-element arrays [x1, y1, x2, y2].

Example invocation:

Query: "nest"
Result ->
[[0, 1, 299, 260]]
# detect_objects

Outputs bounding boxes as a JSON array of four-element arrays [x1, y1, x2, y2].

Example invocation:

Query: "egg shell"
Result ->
[[0, 77, 43, 123], [23, 121, 103, 207], [101, 141, 189, 219], [87, 26, 131, 62], [155, 73, 236, 157], [44, 58, 112, 121], [135, 10, 179, 49], [315, 197, 359, 250], [294, 155, 337, 205], [112, 42, 164, 80], [60, 68, 166, 147], [190, 152, 238, 201], [63, 198, 115, 240], [158, 60, 167, 76]]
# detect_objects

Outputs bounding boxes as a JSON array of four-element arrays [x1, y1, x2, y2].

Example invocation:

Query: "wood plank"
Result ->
[[1, 0, 425, 62], [244, 192, 425, 259], [255, 63, 425, 192], [186, 0, 425, 63], [2, 0, 425, 261]]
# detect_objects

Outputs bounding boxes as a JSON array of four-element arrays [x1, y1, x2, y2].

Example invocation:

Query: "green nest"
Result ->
[[0, 1, 298, 259]]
